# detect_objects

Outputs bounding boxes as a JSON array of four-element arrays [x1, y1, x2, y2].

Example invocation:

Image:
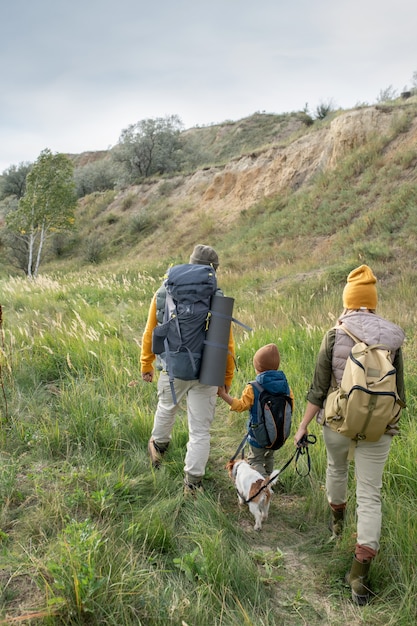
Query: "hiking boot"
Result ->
[[345, 557, 372, 606], [328, 507, 345, 539], [147, 438, 167, 468], [183, 474, 204, 496], [183, 481, 204, 496]]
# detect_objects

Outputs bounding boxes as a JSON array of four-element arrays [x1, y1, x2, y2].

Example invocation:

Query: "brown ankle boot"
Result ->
[[345, 557, 372, 605], [147, 438, 169, 468], [183, 473, 204, 496]]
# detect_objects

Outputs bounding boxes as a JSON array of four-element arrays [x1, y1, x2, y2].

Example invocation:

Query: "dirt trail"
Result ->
[[228, 489, 366, 626]]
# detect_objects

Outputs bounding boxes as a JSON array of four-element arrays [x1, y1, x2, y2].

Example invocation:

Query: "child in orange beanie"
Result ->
[[218, 343, 294, 477]]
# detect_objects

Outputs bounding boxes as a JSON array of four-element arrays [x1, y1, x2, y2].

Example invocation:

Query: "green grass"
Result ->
[[0, 267, 416, 625]]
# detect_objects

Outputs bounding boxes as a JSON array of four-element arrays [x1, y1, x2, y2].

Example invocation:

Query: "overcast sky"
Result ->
[[1, 0, 416, 172]]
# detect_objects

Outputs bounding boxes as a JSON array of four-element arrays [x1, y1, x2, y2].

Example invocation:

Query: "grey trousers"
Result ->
[[323, 425, 392, 551], [247, 444, 275, 477]]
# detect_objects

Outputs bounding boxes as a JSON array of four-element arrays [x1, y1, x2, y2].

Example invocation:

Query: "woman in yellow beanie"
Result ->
[[294, 264, 406, 606]]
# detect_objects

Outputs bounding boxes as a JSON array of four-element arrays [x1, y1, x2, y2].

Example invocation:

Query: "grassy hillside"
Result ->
[[0, 101, 416, 624], [181, 111, 308, 162], [24, 100, 415, 291]]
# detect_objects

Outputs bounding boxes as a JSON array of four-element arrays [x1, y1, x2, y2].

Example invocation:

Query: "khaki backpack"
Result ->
[[324, 326, 404, 441]]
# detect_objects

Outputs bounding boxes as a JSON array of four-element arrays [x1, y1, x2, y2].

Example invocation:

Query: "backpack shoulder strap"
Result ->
[[250, 380, 264, 394], [337, 323, 362, 344], [249, 380, 263, 410], [163, 291, 182, 405], [164, 290, 182, 346], [330, 324, 360, 390]]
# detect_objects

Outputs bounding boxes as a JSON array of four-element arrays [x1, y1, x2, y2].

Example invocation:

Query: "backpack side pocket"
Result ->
[[152, 321, 171, 355]]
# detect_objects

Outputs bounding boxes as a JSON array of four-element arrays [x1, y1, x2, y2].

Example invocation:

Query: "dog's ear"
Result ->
[[225, 460, 236, 478], [225, 460, 234, 471]]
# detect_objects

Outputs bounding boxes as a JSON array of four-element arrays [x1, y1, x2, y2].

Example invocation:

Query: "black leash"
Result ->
[[230, 433, 249, 461], [293, 434, 317, 477], [231, 433, 317, 503]]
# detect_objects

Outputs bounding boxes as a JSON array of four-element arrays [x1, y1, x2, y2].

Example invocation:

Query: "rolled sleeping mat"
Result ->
[[199, 294, 234, 386]]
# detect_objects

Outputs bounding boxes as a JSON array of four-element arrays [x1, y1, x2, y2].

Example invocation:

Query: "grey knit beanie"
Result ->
[[189, 244, 219, 270]]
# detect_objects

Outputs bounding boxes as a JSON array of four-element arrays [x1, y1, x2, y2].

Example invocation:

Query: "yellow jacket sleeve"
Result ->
[[140, 294, 158, 374], [224, 327, 236, 388], [229, 383, 254, 412]]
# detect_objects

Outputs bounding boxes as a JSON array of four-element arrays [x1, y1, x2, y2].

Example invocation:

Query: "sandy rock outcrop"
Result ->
[[174, 106, 396, 222], [113, 104, 415, 225]]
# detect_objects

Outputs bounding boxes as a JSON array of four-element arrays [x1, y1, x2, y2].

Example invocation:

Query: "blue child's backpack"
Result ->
[[249, 380, 293, 450]]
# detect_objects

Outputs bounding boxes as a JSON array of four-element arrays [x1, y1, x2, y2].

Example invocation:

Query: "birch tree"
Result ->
[[6, 149, 77, 278]]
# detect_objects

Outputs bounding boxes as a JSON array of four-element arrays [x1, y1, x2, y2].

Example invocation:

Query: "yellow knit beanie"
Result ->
[[342, 265, 378, 310], [253, 343, 280, 372]]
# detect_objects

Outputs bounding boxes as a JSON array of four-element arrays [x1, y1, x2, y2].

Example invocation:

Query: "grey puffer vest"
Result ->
[[332, 311, 405, 386]]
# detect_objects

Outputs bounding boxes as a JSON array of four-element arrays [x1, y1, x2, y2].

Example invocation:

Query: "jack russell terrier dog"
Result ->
[[226, 459, 280, 530]]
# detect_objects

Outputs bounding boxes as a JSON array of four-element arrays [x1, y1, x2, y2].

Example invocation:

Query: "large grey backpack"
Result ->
[[152, 263, 218, 387]]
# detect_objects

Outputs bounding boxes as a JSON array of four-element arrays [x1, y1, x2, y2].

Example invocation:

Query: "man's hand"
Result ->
[[142, 372, 153, 383], [217, 386, 227, 399]]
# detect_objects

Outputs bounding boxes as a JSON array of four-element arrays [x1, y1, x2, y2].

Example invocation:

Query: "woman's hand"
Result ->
[[294, 425, 308, 446], [294, 402, 320, 446]]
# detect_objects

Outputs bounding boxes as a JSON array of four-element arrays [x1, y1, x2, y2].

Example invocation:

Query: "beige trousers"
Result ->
[[323, 425, 392, 552], [151, 372, 217, 478]]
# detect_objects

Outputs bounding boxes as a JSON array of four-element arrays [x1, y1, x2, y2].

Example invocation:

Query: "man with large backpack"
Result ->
[[141, 244, 235, 494], [293, 265, 406, 606]]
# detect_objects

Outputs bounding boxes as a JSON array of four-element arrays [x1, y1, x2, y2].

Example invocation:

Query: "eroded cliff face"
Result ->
[[111, 104, 417, 225]]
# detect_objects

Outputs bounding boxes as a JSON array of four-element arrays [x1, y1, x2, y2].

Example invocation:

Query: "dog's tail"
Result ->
[[267, 469, 281, 487]]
